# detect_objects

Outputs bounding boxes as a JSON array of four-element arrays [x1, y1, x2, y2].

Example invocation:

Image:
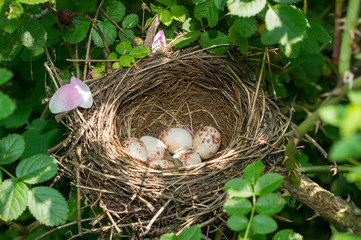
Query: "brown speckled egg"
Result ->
[[193, 126, 221, 160], [159, 128, 193, 154], [140, 136, 167, 161], [149, 159, 175, 169], [121, 138, 148, 162], [173, 150, 202, 166]]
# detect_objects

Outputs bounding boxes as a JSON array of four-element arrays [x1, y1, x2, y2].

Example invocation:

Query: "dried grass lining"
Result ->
[[59, 50, 288, 237]]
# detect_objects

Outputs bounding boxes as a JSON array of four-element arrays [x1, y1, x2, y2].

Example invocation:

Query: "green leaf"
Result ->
[[22, 119, 62, 159], [107, 52, 118, 60], [301, 35, 320, 54], [348, 91, 361, 106], [264, 5, 307, 45], [179, 225, 201, 240], [112, 62, 121, 69], [227, 0, 266, 17], [160, 233, 178, 240], [0, 179, 28, 221], [330, 133, 361, 162], [232, 17, 257, 37], [223, 197, 252, 216], [62, 17, 91, 44], [0, 92, 14, 120], [194, 0, 218, 28], [6, 2, 23, 20], [254, 172, 283, 195], [272, 229, 303, 240], [0, 68, 13, 86], [0, 100, 33, 128], [16, 154, 57, 184], [272, 0, 302, 3], [226, 215, 248, 231], [129, 46, 150, 59], [16, 0, 49, 4], [255, 193, 286, 215], [199, 30, 231, 55], [150, 3, 164, 13], [279, 42, 300, 58], [319, 105, 346, 127], [28, 186, 69, 226], [101, 0, 126, 22], [340, 105, 361, 137], [251, 214, 277, 234], [308, 21, 332, 44], [160, 9, 173, 26], [173, 31, 201, 48], [116, 41, 133, 55], [182, 18, 202, 32], [170, 5, 189, 22], [0, 134, 25, 165], [122, 14, 139, 28], [228, 25, 248, 54], [243, 160, 263, 185], [119, 29, 135, 42], [332, 234, 361, 240], [18, 17, 47, 50], [0, 170, 2, 183], [92, 20, 117, 48], [118, 55, 135, 67], [156, 0, 176, 6], [214, 0, 227, 10], [225, 178, 253, 197]]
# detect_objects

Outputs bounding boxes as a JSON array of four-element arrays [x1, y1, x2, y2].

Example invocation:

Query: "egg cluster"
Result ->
[[120, 126, 221, 169]]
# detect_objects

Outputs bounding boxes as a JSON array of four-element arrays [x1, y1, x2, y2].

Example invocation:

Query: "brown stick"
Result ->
[[283, 174, 361, 235]]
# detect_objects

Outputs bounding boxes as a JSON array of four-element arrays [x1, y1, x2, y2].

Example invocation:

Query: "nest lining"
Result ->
[[60, 50, 287, 237]]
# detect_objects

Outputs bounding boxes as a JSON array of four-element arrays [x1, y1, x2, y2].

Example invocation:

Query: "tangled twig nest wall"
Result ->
[[58, 49, 288, 237]]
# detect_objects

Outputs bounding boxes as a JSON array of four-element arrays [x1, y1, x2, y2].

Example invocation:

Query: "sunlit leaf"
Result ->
[[227, 0, 266, 17], [225, 178, 253, 197], [160, 233, 178, 240], [129, 46, 150, 58], [319, 105, 346, 127], [160, 9, 173, 26], [170, 5, 189, 22], [18, 17, 47, 50], [243, 160, 263, 185], [182, 18, 202, 32], [17, 0, 49, 4], [331, 233, 361, 240], [272, 229, 303, 240], [116, 42, 132, 55], [118, 55, 135, 67]]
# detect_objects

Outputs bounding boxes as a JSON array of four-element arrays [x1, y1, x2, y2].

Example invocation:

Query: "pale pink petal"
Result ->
[[49, 84, 82, 114], [152, 30, 166, 52], [70, 76, 93, 108]]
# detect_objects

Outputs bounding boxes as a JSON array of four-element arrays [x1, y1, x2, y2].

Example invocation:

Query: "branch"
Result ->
[[282, 175, 361, 235]]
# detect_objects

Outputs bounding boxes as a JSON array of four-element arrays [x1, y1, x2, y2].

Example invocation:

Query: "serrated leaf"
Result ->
[[243, 161, 263, 185], [308, 21, 332, 44], [7, 2, 23, 20], [228, 25, 248, 54], [264, 5, 307, 45], [150, 3, 164, 13], [129, 46, 150, 58], [330, 133, 361, 162], [0, 179, 28, 221], [179, 225, 201, 240], [280, 42, 301, 58], [62, 16, 91, 44], [18, 17, 47, 50], [225, 178, 253, 197], [272, 229, 303, 240], [156, 0, 176, 6], [255, 193, 286, 215], [0, 92, 14, 120], [118, 29, 135, 42], [17, 0, 49, 4], [160, 9, 173, 26], [173, 31, 201, 48], [254, 173, 283, 195], [214, 0, 226, 10], [122, 14, 139, 28], [226, 215, 248, 231], [233, 17, 257, 37], [160, 233, 178, 240], [194, 0, 218, 27], [199, 30, 231, 55], [182, 18, 202, 32], [223, 197, 252, 216], [16, 154, 57, 184], [112, 62, 121, 69], [116, 41, 132, 55], [0, 134, 25, 165], [170, 5, 189, 22], [28, 186, 69, 226], [0, 68, 13, 86], [251, 214, 277, 234], [101, 0, 125, 22], [92, 20, 117, 48], [118, 55, 135, 67], [107, 52, 118, 60], [227, 0, 266, 17]]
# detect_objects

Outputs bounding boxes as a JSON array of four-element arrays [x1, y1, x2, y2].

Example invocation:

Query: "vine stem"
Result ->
[[0, 166, 17, 180], [243, 194, 256, 240]]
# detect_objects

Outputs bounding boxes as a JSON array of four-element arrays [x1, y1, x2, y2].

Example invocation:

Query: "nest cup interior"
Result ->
[[66, 52, 286, 236]]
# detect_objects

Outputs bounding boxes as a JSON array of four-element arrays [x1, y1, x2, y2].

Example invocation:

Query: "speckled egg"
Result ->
[[193, 126, 221, 160], [173, 150, 202, 166], [140, 136, 167, 161], [159, 128, 193, 154], [121, 138, 148, 162], [149, 159, 175, 169]]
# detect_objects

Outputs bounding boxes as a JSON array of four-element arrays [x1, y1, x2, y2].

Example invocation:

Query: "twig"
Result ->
[[67, 59, 118, 62], [43, 45, 63, 86], [332, 0, 345, 66], [75, 43, 80, 78], [144, 199, 172, 235]]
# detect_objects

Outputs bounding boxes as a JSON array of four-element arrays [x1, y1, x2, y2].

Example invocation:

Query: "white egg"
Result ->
[[149, 159, 175, 169], [159, 128, 193, 154], [121, 138, 148, 162], [140, 136, 167, 161], [173, 150, 202, 166], [193, 126, 221, 160]]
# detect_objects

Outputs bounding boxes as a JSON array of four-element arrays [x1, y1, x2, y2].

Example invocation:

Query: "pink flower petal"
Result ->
[[70, 76, 93, 108], [49, 84, 82, 114], [152, 30, 166, 52]]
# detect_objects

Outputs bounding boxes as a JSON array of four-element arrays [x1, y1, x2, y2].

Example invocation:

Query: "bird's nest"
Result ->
[[57, 49, 288, 238]]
